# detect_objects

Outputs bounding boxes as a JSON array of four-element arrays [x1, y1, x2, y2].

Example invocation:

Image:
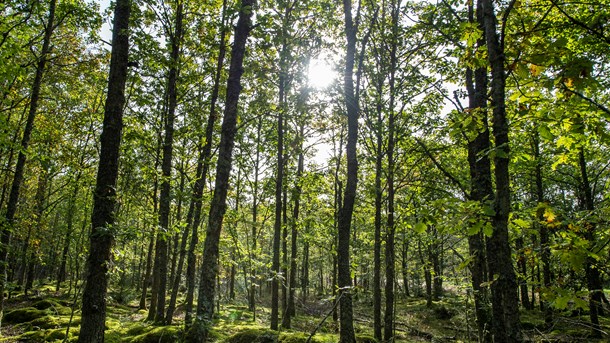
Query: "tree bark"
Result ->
[[481, 0, 521, 340], [77, 0, 130, 340], [185, 0, 253, 340], [339, 0, 358, 340]]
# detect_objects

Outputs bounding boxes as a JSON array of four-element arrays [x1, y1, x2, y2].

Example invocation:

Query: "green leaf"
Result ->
[[414, 222, 427, 234]]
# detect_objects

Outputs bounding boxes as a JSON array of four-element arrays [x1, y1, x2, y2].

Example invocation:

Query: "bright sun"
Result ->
[[308, 57, 336, 89]]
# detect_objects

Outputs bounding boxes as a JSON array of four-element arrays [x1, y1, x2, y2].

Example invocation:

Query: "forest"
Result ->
[[1, 0, 609, 341]]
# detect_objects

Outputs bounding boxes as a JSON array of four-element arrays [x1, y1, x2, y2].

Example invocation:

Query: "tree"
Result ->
[[0, 0, 56, 320], [77, 0, 130, 340], [481, 0, 521, 340], [151, 0, 184, 324], [185, 0, 254, 340], [338, 0, 358, 340]]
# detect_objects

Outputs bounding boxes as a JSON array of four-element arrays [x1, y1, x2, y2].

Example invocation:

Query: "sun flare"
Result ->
[[308, 58, 336, 89]]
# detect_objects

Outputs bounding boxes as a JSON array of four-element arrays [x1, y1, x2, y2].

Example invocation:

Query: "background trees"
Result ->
[[1, 0, 610, 341]]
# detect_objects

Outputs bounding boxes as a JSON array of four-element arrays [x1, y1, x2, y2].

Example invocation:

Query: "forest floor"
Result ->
[[0, 283, 609, 342]]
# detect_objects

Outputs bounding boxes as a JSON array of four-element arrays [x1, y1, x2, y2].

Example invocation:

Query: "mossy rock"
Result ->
[[28, 315, 61, 329], [17, 329, 48, 342], [105, 331, 124, 343], [355, 335, 378, 343], [46, 328, 68, 341], [32, 299, 62, 310], [278, 332, 323, 343], [3, 307, 49, 324], [225, 328, 278, 343], [125, 323, 150, 336], [131, 326, 183, 343]]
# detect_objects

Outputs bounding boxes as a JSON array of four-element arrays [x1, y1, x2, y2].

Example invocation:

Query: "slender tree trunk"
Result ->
[[153, 0, 184, 324], [301, 239, 309, 300], [249, 116, 263, 314], [77, 0, 130, 340], [384, 3, 398, 339], [464, 1, 493, 340], [401, 232, 410, 297], [578, 147, 603, 337], [183, 0, 228, 326], [372, 78, 383, 341], [139, 226, 154, 310], [185, 1, 253, 341], [0, 0, 56, 320], [147, 115, 164, 321], [339, 0, 358, 339], [532, 128, 553, 326], [481, 0, 521, 340], [271, 27, 290, 329], [57, 173, 82, 292], [516, 237, 531, 309], [282, 121, 305, 329]]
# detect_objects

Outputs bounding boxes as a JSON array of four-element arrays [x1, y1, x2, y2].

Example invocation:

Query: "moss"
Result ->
[[105, 330, 124, 343], [355, 335, 378, 343], [3, 307, 49, 324], [32, 299, 61, 310], [28, 315, 60, 329], [225, 328, 278, 343], [131, 326, 183, 343], [17, 329, 47, 342], [278, 332, 323, 343], [46, 328, 67, 341], [125, 323, 150, 336]]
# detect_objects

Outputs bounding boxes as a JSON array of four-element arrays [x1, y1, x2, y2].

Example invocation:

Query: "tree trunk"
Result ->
[[0, 0, 56, 319], [338, 0, 358, 340], [532, 128, 553, 326], [77, 0, 130, 340], [301, 239, 309, 300], [282, 121, 305, 329], [464, 1, 493, 340], [249, 116, 263, 314], [153, 0, 184, 323], [183, 0, 228, 326], [185, 1, 253, 340], [372, 77, 383, 341], [384, 3, 399, 339], [578, 147, 603, 337], [516, 237, 531, 309], [271, 27, 290, 329], [481, 0, 521, 339]]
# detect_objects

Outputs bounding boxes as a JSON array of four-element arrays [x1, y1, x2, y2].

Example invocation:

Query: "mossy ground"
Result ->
[[0, 283, 608, 342]]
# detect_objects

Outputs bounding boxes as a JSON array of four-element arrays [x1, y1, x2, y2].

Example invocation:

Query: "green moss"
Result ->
[[104, 331, 124, 343], [278, 332, 323, 343], [131, 326, 183, 343], [125, 323, 150, 336], [3, 307, 49, 324], [355, 335, 378, 343], [28, 315, 61, 329], [17, 329, 47, 342], [46, 328, 67, 341], [225, 328, 278, 343], [32, 299, 61, 310]]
